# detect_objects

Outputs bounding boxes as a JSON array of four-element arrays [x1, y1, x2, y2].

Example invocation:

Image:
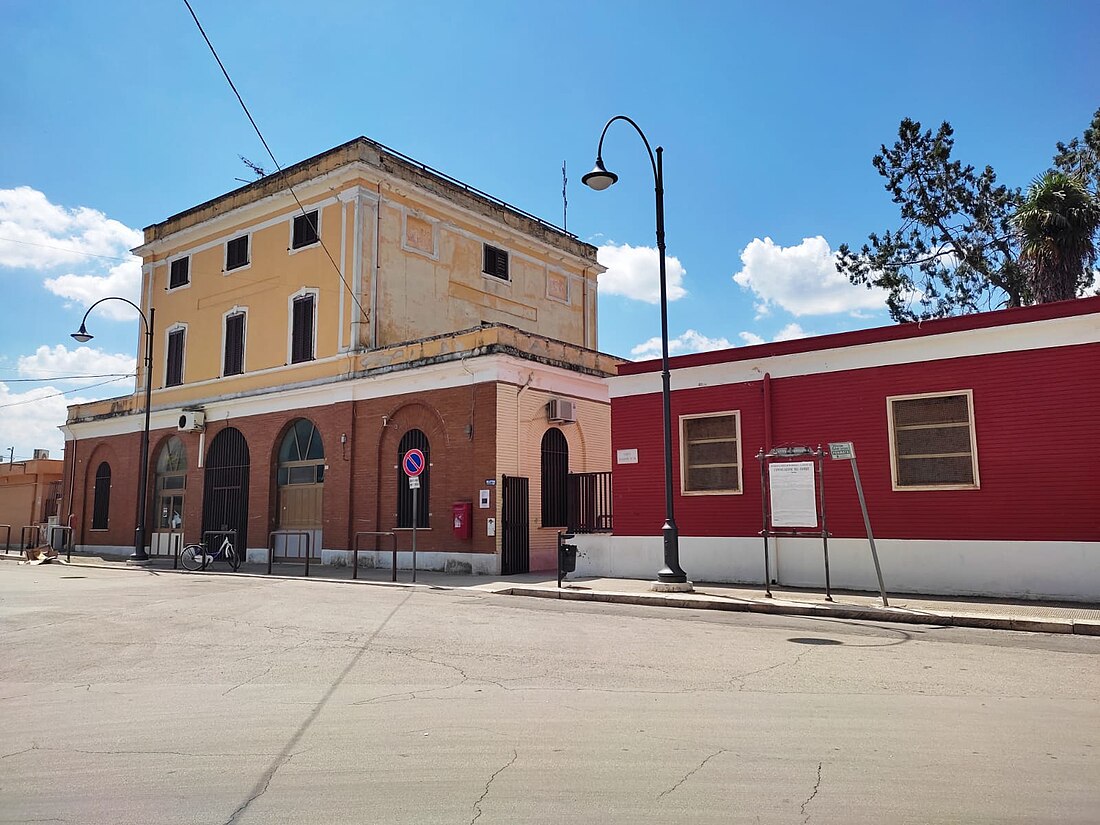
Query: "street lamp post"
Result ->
[[72, 297, 155, 565], [583, 116, 691, 589]]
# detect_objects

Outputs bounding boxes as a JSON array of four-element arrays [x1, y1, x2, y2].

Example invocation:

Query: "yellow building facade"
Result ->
[[63, 138, 617, 573]]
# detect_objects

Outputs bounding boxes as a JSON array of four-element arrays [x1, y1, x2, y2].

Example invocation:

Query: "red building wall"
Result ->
[[612, 342, 1100, 542]]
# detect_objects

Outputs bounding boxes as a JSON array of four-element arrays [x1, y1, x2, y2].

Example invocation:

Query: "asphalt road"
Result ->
[[1, 564, 1097, 824]]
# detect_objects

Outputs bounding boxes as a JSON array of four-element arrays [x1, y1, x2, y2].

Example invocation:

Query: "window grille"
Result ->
[[681, 413, 741, 493], [397, 429, 430, 528], [889, 391, 978, 488], [540, 428, 569, 527], [92, 462, 111, 529]]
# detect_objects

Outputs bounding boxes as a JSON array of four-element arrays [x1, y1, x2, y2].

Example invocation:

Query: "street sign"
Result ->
[[402, 448, 426, 477], [828, 441, 855, 460], [408, 476, 420, 489]]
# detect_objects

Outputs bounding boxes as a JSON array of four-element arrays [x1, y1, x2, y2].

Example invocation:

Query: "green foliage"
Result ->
[[1014, 171, 1100, 303], [836, 119, 1024, 323], [1053, 108, 1100, 194]]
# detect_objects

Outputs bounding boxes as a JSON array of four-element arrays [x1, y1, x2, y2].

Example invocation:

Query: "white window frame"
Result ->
[[288, 208, 322, 255], [221, 306, 248, 377], [167, 254, 192, 292], [886, 389, 980, 491], [287, 287, 319, 365], [679, 410, 743, 496], [163, 323, 188, 388], [224, 232, 252, 274]]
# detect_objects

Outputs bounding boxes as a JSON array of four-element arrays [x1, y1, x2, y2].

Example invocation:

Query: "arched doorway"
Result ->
[[202, 427, 250, 554], [397, 429, 430, 528], [276, 419, 324, 560], [540, 428, 569, 528], [152, 436, 187, 558]]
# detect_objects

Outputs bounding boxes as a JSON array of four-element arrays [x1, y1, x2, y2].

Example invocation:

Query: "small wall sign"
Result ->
[[616, 448, 639, 464]]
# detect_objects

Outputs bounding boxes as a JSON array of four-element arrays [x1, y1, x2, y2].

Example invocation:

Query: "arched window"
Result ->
[[155, 437, 187, 530], [278, 419, 325, 484], [92, 462, 111, 530], [540, 428, 569, 527], [397, 429, 429, 529]]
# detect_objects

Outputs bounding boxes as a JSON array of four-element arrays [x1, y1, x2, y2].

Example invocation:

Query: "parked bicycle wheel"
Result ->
[[179, 543, 208, 571], [224, 542, 241, 571]]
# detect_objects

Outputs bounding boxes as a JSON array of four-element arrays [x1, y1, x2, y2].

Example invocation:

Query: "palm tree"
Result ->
[[1014, 171, 1100, 303]]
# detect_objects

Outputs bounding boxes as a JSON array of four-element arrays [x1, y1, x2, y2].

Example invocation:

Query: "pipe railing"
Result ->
[[266, 530, 312, 576], [352, 531, 398, 581], [0, 524, 10, 552]]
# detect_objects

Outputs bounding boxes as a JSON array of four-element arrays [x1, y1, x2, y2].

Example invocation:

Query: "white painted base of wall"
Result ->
[[241, 548, 500, 575], [574, 535, 1100, 602], [75, 545, 134, 558]]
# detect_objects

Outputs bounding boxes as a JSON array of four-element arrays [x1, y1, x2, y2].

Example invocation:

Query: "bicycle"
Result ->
[[180, 535, 241, 572]]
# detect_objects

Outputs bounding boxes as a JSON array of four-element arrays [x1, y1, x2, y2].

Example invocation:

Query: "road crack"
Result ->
[[800, 761, 823, 823], [657, 749, 727, 800], [470, 749, 518, 825], [223, 748, 308, 825]]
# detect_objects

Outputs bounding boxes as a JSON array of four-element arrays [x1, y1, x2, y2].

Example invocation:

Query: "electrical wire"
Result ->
[[182, 0, 370, 327], [3, 373, 135, 383], [0, 377, 130, 409], [0, 237, 136, 263]]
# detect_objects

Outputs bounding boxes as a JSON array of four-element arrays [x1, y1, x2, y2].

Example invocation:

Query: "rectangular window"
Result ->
[[226, 235, 249, 270], [169, 257, 190, 289], [291, 295, 315, 363], [224, 313, 245, 376], [292, 211, 319, 249], [483, 244, 509, 281], [889, 391, 978, 489], [681, 412, 741, 494], [166, 328, 185, 387]]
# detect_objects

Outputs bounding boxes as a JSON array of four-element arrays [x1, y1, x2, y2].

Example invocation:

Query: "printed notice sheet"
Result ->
[[768, 461, 818, 527]]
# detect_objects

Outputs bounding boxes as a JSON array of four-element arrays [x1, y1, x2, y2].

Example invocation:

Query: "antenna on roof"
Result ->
[[562, 161, 568, 231], [239, 155, 267, 179]]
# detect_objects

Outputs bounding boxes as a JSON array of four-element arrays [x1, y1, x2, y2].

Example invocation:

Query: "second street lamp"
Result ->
[[583, 115, 691, 590], [72, 297, 155, 565]]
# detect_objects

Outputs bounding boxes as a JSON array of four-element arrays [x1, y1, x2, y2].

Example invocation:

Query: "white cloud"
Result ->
[[0, 187, 143, 318], [732, 236, 888, 316], [18, 344, 135, 384], [738, 323, 811, 347], [0, 378, 131, 460], [630, 329, 732, 360], [597, 242, 687, 304], [43, 258, 142, 319], [0, 187, 142, 269]]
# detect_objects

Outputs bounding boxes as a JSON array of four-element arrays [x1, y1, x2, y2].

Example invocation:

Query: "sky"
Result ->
[[1, 0, 1098, 461]]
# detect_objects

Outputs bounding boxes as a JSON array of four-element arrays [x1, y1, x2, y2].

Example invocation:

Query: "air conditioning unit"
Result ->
[[32, 449, 50, 460], [547, 398, 576, 423], [178, 410, 206, 432]]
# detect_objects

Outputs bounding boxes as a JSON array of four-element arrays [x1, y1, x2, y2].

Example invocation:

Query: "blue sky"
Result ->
[[1, 0, 1097, 459]]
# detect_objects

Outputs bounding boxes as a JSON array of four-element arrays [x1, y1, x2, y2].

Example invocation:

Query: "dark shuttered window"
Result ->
[[169, 257, 190, 289], [483, 244, 509, 281], [291, 295, 315, 364], [226, 235, 249, 270], [166, 328, 185, 387], [92, 462, 111, 530], [889, 391, 978, 489], [292, 211, 320, 249], [224, 313, 245, 376]]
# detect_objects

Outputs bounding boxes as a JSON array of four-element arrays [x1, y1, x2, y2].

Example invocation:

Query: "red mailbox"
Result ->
[[452, 502, 472, 539]]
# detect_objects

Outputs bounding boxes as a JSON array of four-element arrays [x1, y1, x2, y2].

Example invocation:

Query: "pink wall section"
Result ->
[[612, 342, 1100, 543]]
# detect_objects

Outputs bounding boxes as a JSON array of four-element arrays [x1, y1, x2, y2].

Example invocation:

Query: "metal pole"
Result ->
[[758, 450, 772, 598], [850, 457, 889, 606], [816, 447, 832, 601], [131, 307, 154, 563], [654, 147, 686, 584], [411, 486, 418, 583], [557, 531, 563, 590]]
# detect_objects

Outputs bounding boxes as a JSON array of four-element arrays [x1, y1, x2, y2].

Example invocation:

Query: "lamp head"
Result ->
[[582, 158, 618, 191], [71, 323, 93, 344]]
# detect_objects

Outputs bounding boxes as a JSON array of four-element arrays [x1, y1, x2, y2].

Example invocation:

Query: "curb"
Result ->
[[504, 586, 1095, 636]]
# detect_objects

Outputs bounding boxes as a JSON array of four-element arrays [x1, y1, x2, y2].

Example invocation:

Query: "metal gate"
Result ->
[[501, 475, 529, 574], [202, 427, 250, 553]]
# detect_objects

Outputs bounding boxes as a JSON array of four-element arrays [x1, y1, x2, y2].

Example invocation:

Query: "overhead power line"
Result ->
[[182, 0, 370, 328], [3, 373, 136, 383], [0, 237, 136, 263], [0, 377, 130, 409]]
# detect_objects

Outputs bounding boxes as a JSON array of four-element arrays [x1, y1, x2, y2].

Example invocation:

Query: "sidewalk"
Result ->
[[5, 550, 1099, 636]]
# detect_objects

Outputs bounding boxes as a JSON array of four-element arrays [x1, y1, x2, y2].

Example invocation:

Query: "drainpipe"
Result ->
[[763, 372, 773, 452], [371, 183, 382, 349]]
